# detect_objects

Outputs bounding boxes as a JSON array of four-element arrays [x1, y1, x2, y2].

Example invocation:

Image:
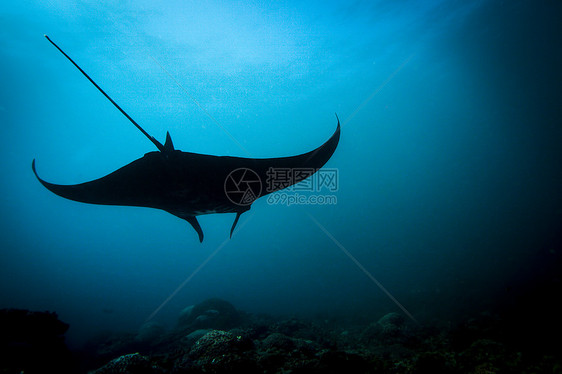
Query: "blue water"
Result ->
[[1, 0, 561, 348]]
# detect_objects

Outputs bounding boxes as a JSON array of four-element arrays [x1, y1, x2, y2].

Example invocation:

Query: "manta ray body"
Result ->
[[33, 36, 340, 242]]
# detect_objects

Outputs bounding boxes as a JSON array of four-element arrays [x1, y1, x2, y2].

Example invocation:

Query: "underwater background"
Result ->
[[1, 0, 561, 364]]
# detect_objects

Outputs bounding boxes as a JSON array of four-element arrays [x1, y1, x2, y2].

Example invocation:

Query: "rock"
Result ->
[[261, 332, 295, 352], [272, 318, 309, 337], [191, 330, 253, 359], [271, 318, 333, 346], [317, 350, 372, 374], [0, 308, 74, 373], [90, 352, 164, 374], [0, 308, 69, 339], [177, 305, 194, 324], [84, 332, 138, 362], [457, 339, 518, 373], [410, 351, 456, 374], [377, 312, 406, 337], [256, 332, 324, 373], [181, 328, 211, 347], [360, 312, 409, 345], [135, 322, 166, 345], [177, 298, 240, 330]]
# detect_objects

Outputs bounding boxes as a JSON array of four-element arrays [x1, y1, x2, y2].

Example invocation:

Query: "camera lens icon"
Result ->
[[224, 168, 262, 206]]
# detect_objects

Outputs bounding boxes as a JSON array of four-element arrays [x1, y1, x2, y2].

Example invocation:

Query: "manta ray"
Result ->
[[33, 36, 340, 242]]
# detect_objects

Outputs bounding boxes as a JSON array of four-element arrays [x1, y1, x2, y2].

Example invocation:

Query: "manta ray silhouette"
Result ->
[[33, 36, 340, 242]]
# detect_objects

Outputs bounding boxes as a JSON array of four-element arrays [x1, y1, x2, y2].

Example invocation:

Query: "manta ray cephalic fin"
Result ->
[[163, 131, 174, 152], [165, 210, 204, 242]]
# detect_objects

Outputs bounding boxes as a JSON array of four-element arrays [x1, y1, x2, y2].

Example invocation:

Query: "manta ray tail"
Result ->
[[44, 35, 166, 153]]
